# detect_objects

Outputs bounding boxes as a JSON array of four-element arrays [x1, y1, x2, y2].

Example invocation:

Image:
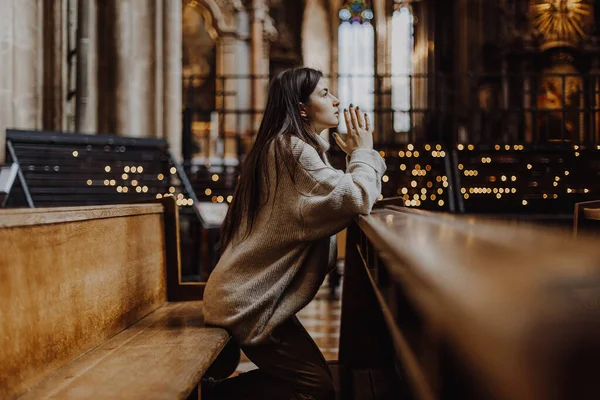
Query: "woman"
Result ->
[[203, 67, 386, 399]]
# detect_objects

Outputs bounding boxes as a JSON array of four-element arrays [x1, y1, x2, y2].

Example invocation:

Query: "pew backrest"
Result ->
[[0, 202, 173, 398], [341, 206, 600, 400], [4, 129, 221, 291], [574, 200, 600, 236]]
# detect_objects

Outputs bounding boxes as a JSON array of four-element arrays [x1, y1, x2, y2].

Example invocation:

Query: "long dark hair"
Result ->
[[220, 67, 326, 248]]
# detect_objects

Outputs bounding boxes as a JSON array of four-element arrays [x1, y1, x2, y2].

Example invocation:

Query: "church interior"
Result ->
[[3, 0, 600, 399]]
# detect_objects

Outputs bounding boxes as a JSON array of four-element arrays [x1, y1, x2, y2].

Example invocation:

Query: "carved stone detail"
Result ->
[[183, 0, 240, 36], [263, 14, 278, 41]]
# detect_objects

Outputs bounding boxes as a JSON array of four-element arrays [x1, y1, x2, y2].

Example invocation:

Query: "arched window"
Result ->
[[391, 2, 414, 133], [337, 1, 375, 133]]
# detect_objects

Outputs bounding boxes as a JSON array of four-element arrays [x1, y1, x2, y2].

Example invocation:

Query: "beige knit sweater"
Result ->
[[203, 134, 386, 346]]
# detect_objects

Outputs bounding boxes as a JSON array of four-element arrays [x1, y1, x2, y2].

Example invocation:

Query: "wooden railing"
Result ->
[[339, 204, 600, 400]]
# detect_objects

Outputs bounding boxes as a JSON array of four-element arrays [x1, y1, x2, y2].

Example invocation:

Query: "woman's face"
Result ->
[[304, 79, 340, 133]]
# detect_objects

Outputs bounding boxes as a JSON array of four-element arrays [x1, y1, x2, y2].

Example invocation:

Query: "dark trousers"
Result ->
[[204, 316, 335, 400]]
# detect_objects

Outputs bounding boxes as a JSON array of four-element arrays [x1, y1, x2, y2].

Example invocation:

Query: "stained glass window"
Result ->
[[337, 1, 375, 133], [391, 3, 414, 133], [338, 0, 374, 24]]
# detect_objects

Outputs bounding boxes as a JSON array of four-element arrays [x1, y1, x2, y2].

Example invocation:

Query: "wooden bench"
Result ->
[[574, 200, 600, 236], [452, 143, 600, 218], [340, 205, 600, 399], [0, 199, 235, 399], [3, 128, 219, 281]]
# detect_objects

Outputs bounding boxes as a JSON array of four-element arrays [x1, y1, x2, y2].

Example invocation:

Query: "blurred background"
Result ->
[[2, 0, 600, 279]]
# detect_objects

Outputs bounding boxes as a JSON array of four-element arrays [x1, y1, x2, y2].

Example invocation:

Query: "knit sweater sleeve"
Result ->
[[296, 142, 386, 241]]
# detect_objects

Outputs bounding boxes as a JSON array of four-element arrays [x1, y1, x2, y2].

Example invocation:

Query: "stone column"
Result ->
[[216, 35, 238, 160], [302, 0, 331, 141], [234, 8, 251, 161], [129, 1, 153, 137], [163, 0, 182, 160], [373, 0, 391, 143], [96, 0, 117, 134], [251, 0, 267, 131], [75, 0, 98, 133], [97, 0, 155, 138], [0, 0, 15, 163], [0, 0, 42, 163], [14, 0, 42, 130], [329, 0, 342, 96], [522, 59, 533, 143], [412, 1, 430, 138], [456, 0, 469, 112], [42, 0, 67, 131], [153, 0, 163, 141], [87, 0, 98, 132], [113, 0, 133, 134], [302, 0, 331, 73], [592, 58, 600, 144]]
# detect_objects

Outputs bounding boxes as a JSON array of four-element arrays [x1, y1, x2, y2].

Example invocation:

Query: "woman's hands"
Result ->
[[333, 105, 373, 155]]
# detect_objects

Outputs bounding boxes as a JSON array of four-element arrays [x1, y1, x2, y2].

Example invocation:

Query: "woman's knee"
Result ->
[[313, 379, 335, 400], [296, 373, 335, 400]]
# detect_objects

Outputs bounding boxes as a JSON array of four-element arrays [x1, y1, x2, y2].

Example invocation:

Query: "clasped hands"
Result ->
[[333, 104, 374, 155]]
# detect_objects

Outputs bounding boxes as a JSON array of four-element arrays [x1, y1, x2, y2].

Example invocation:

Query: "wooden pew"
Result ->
[[574, 200, 600, 236], [0, 199, 234, 399], [340, 205, 600, 400], [4, 128, 215, 282]]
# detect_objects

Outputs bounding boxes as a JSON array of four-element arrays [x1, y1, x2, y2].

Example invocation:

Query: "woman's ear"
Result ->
[[299, 103, 308, 118]]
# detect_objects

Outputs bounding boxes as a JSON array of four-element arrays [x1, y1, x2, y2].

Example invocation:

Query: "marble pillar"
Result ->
[[163, 0, 182, 160]]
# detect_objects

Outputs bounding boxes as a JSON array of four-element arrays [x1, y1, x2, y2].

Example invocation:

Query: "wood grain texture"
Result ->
[[574, 200, 600, 235], [0, 209, 167, 399], [0, 203, 164, 227], [162, 196, 205, 301], [583, 206, 600, 221], [354, 206, 600, 400], [360, 246, 434, 400], [18, 301, 229, 400]]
